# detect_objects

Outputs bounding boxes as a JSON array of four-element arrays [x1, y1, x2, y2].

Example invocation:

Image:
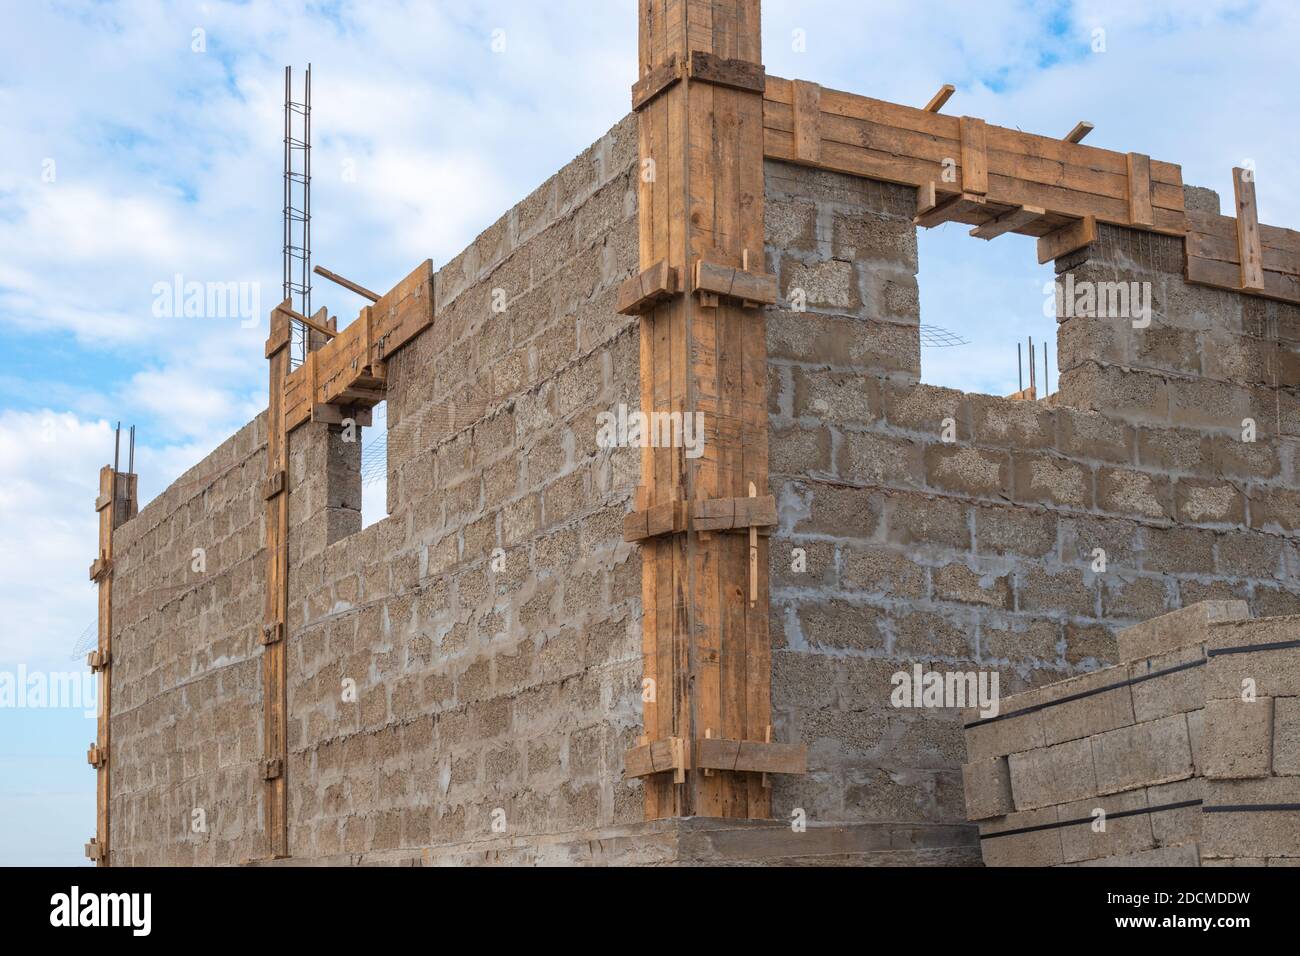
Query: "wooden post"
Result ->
[[89, 463, 137, 865], [262, 304, 291, 858], [633, 0, 774, 819]]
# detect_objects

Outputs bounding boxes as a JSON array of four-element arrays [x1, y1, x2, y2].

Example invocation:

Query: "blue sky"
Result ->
[[1, 0, 1296, 865]]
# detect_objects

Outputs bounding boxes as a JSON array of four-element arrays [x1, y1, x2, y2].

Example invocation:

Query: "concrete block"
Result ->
[[1202, 778, 1300, 859], [1129, 644, 1205, 722], [961, 756, 1014, 821], [1274, 696, 1300, 776], [1203, 697, 1274, 779], [1205, 617, 1300, 699], [1038, 666, 1136, 746], [962, 690, 1046, 761], [1008, 737, 1097, 811], [1091, 714, 1195, 795], [1057, 788, 1155, 864], [1072, 843, 1200, 867], [1188, 708, 1205, 772], [979, 807, 1064, 867], [1146, 778, 1204, 847], [1118, 600, 1248, 663]]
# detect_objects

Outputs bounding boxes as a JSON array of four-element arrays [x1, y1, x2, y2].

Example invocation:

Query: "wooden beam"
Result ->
[[622, 500, 689, 542], [687, 50, 765, 94], [90, 463, 136, 866], [1126, 152, 1154, 227], [631, 53, 680, 111], [624, 737, 688, 783], [695, 736, 808, 775], [276, 302, 336, 340], [261, 306, 290, 859], [691, 494, 778, 532], [923, 83, 956, 113], [791, 79, 821, 163], [915, 188, 987, 229], [693, 259, 778, 306], [1037, 215, 1098, 264], [959, 116, 989, 195], [761, 76, 1189, 237], [634, 0, 774, 821], [1064, 121, 1094, 144], [313, 265, 380, 303], [616, 260, 680, 315], [1233, 167, 1265, 292], [970, 204, 1047, 240]]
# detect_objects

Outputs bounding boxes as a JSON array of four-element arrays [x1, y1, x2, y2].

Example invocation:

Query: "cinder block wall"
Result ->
[[762, 159, 1300, 831], [105, 128, 1300, 866], [283, 114, 645, 858], [109, 417, 269, 865]]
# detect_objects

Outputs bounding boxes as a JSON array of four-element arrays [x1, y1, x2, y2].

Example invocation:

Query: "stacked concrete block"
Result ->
[[1201, 616, 1300, 865], [964, 604, 1300, 865]]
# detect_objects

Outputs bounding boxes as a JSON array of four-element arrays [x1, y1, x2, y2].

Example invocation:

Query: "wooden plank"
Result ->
[[688, 50, 765, 93], [694, 259, 778, 305], [262, 305, 290, 859], [1127, 152, 1154, 227], [924, 83, 955, 113], [616, 260, 680, 315], [1186, 254, 1300, 306], [1186, 210, 1300, 277], [791, 79, 821, 163], [970, 204, 1046, 240], [695, 736, 808, 774], [1037, 215, 1098, 264], [915, 192, 988, 229], [313, 265, 379, 302], [633, 0, 772, 822], [632, 53, 680, 111], [1233, 167, 1265, 292], [959, 116, 988, 195], [624, 737, 688, 781], [690, 493, 777, 531], [1065, 121, 1094, 144]]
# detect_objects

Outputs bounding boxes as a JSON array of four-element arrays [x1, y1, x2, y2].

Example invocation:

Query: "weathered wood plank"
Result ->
[[1233, 167, 1265, 292], [1037, 215, 1098, 264]]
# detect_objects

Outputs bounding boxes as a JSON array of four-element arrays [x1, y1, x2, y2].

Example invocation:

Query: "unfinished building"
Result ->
[[85, 1, 1300, 866]]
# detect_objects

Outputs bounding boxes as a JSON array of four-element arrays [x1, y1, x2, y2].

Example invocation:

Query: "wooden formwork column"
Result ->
[[261, 306, 291, 858], [87, 464, 137, 865], [633, 0, 776, 819]]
